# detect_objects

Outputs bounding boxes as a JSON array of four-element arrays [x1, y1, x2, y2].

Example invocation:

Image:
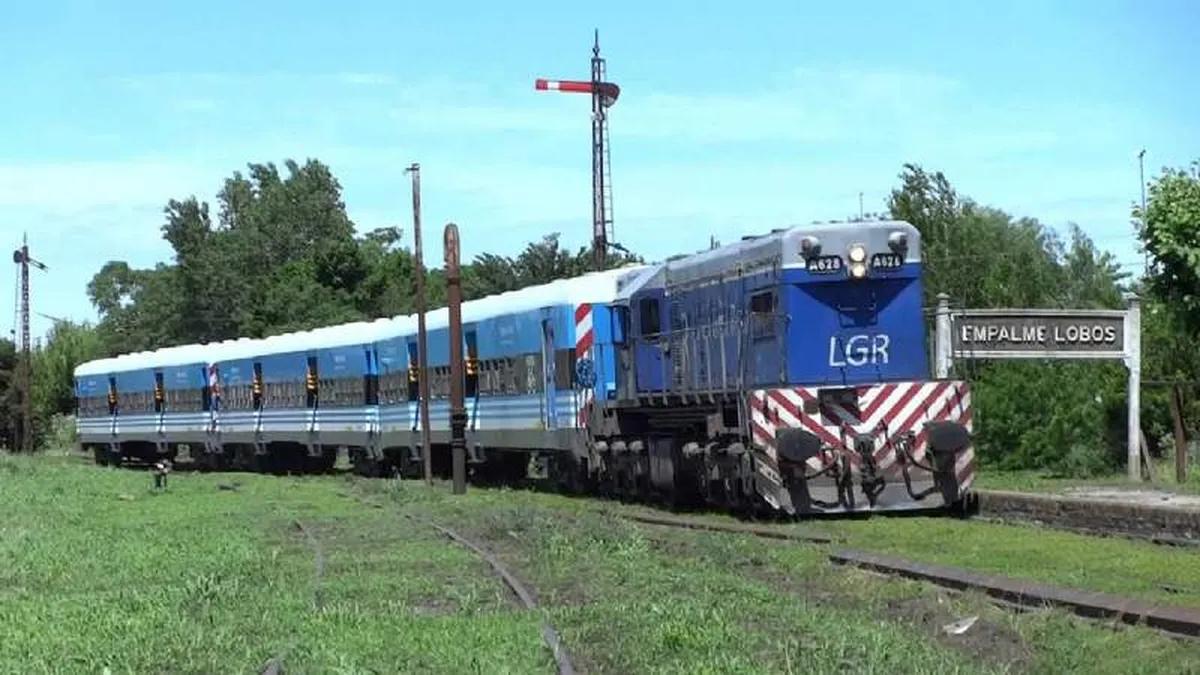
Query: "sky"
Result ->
[[1, 0, 1198, 341]]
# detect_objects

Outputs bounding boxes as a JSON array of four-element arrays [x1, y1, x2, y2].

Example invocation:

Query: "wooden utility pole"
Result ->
[[406, 163, 434, 486], [1170, 384, 1188, 483]]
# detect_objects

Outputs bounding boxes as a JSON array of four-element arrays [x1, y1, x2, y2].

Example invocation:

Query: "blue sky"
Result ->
[[2, 0, 1198, 340]]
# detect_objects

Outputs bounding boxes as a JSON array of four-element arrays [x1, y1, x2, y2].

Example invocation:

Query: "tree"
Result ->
[[88, 262, 184, 355], [88, 158, 641, 352], [31, 321, 104, 445], [89, 159, 375, 349], [1059, 224, 1126, 309], [888, 164, 1065, 309], [355, 226, 421, 318], [463, 234, 641, 300], [1138, 161, 1200, 331], [0, 339, 15, 449], [463, 252, 521, 300], [889, 164, 1129, 475]]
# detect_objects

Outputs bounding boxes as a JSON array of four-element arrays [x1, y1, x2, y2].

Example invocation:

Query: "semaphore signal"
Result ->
[[535, 30, 621, 270]]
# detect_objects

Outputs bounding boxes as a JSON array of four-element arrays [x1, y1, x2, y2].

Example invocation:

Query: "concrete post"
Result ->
[[934, 293, 952, 379], [1125, 293, 1142, 482]]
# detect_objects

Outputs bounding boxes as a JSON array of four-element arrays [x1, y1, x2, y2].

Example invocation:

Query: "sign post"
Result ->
[[935, 293, 953, 379], [936, 295, 1142, 480], [1125, 294, 1141, 481]]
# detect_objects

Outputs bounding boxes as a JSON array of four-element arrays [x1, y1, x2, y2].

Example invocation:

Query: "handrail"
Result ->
[[633, 313, 790, 397]]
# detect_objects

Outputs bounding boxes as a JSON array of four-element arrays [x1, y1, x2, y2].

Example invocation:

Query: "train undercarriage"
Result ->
[[81, 381, 972, 517]]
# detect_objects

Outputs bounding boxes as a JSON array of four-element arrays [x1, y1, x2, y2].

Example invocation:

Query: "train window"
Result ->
[[639, 298, 661, 337], [750, 290, 775, 313], [511, 359, 522, 394], [612, 306, 630, 345], [524, 354, 540, 393], [750, 291, 777, 339], [555, 349, 575, 390]]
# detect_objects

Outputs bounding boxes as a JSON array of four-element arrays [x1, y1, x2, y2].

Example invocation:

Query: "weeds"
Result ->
[[4, 456, 1198, 673]]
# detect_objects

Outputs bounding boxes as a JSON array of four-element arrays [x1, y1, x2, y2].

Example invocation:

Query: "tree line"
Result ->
[[3, 157, 1198, 477]]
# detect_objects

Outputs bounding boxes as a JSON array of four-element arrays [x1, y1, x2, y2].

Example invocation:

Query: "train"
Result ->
[[74, 219, 974, 514]]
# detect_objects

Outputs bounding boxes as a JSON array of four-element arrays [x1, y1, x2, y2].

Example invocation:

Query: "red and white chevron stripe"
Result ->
[[748, 381, 974, 490], [574, 304, 595, 428]]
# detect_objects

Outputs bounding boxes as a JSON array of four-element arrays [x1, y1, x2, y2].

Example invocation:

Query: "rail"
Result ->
[[831, 549, 1200, 639], [410, 515, 576, 675]]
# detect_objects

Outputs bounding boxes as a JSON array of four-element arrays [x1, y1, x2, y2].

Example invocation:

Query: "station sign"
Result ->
[[933, 296, 1143, 481], [950, 310, 1126, 359]]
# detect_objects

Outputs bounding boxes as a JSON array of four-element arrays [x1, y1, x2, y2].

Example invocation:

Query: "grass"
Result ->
[[0, 455, 547, 673], [3, 453, 1199, 673], [377, 483, 1200, 674], [807, 516, 1200, 606]]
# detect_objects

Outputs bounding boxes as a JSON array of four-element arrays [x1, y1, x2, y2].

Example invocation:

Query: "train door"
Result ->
[[107, 376, 119, 437], [153, 371, 165, 436], [201, 365, 213, 413], [363, 347, 378, 405], [406, 341, 420, 430], [633, 289, 668, 392], [465, 330, 479, 430], [747, 286, 786, 385], [541, 318, 557, 429]]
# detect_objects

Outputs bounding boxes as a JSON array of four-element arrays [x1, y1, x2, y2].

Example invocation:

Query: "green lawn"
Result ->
[[373, 480, 1200, 674], [2, 454, 1198, 673], [0, 456, 547, 673]]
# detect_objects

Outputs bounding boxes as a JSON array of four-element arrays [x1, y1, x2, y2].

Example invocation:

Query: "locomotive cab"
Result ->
[[616, 220, 973, 513]]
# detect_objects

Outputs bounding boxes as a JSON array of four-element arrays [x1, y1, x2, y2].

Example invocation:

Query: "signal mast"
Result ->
[[535, 31, 621, 270], [11, 234, 47, 453]]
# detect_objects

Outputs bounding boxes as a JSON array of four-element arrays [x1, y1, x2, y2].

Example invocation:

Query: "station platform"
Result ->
[[975, 487, 1200, 544]]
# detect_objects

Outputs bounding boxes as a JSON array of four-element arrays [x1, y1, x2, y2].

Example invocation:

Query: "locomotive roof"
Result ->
[[654, 220, 921, 289]]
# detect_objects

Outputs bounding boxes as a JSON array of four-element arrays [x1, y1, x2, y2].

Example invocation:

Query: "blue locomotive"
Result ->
[[75, 220, 973, 514]]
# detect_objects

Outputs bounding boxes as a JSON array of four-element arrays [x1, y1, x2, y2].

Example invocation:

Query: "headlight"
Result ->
[[850, 262, 868, 279], [848, 244, 867, 263]]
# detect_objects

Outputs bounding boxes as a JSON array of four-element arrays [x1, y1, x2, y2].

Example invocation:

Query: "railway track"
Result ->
[[407, 515, 576, 675], [608, 510, 840, 544], [831, 550, 1200, 640], [618, 507, 1200, 640], [261, 520, 327, 674], [327, 486, 576, 674]]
